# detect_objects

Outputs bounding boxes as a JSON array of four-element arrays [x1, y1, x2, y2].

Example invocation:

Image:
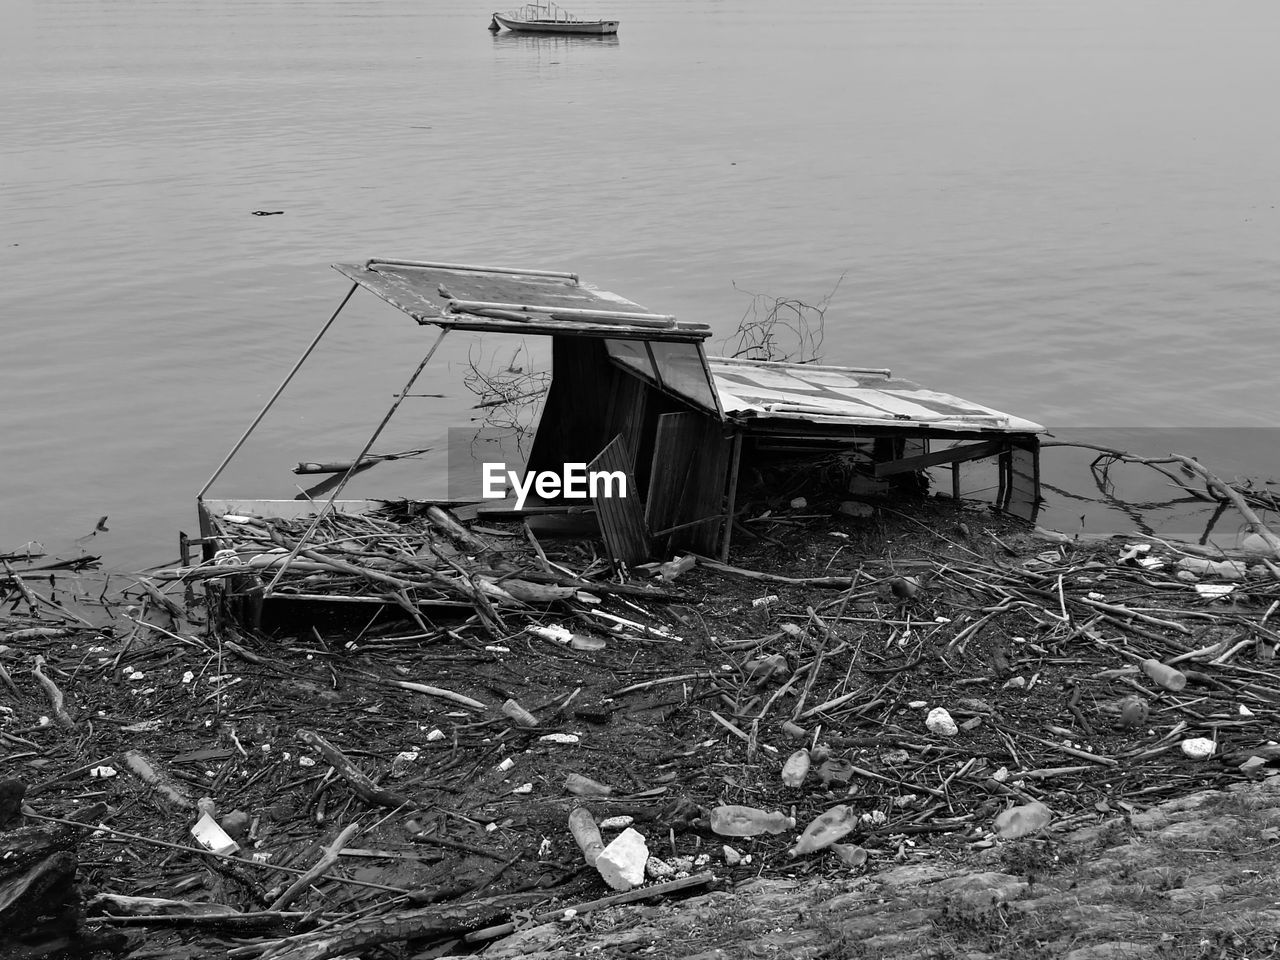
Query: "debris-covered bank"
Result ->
[[3, 478, 1280, 958]]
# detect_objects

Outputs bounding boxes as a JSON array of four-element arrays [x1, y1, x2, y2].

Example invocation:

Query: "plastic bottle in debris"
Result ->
[[1140, 659, 1187, 692], [501, 699, 539, 727], [568, 807, 605, 866], [781, 748, 811, 788], [788, 803, 857, 857], [564, 773, 613, 797], [708, 804, 795, 838], [993, 801, 1052, 839]]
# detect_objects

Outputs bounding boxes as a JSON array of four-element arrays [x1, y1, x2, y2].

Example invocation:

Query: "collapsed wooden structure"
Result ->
[[196, 258, 1044, 621]]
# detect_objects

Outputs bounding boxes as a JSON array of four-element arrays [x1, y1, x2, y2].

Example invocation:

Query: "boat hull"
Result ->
[[492, 12, 619, 34]]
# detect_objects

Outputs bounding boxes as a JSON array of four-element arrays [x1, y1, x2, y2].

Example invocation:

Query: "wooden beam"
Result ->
[[873, 439, 1005, 477]]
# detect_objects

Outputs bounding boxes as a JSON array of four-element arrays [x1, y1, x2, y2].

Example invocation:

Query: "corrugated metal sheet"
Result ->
[[708, 357, 1045, 434]]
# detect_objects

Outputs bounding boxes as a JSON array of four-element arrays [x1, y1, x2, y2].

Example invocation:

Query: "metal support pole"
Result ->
[[197, 282, 360, 501], [263, 326, 451, 594]]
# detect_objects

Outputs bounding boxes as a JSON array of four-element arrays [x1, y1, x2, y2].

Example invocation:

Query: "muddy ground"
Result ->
[[3, 479, 1279, 959]]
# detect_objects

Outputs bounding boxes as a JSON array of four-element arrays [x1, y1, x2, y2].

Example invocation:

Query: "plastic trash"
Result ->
[[191, 812, 240, 856], [708, 804, 795, 837], [780, 721, 808, 740], [831, 843, 868, 867], [993, 801, 1052, 839], [1242, 532, 1280, 556], [789, 803, 857, 857], [502, 699, 539, 727], [1176, 557, 1247, 580], [1140, 659, 1187, 692], [1194, 583, 1235, 599], [926, 707, 959, 736], [595, 828, 648, 891], [564, 773, 613, 796], [781, 748, 811, 788], [657, 555, 696, 582], [569, 807, 605, 866], [1181, 737, 1216, 760]]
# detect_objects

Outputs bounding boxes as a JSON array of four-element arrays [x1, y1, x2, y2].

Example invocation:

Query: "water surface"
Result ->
[[3, 0, 1278, 567]]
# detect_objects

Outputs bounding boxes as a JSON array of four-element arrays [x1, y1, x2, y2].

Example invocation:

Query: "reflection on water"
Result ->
[[490, 32, 621, 48]]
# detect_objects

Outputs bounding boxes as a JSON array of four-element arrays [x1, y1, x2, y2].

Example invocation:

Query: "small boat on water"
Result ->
[[490, 1, 619, 35]]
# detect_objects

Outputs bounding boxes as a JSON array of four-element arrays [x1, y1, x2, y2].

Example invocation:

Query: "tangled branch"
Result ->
[[720, 273, 846, 364]]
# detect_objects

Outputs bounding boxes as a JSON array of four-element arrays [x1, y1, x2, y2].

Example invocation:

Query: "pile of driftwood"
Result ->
[[2, 464, 1280, 958]]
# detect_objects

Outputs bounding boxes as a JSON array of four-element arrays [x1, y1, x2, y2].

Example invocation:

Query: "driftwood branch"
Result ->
[[31, 656, 76, 731], [268, 822, 359, 911], [296, 729, 413, 811]]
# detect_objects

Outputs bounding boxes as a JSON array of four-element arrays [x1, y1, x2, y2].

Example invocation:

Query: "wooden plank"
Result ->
[[526, 339, 617, 477], [873, 439, 1005, 477], [331, 263, 712, 341], [589, 436, 650, 567], [720, 433, 742, 561], [645, 412, 733, 556]]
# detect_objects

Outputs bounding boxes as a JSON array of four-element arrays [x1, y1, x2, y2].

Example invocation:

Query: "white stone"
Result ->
[[1181, 737, 1216, 760], [722, 845, 742, 866], [595, 828, 649, 891], [926, 707, 958, 737]]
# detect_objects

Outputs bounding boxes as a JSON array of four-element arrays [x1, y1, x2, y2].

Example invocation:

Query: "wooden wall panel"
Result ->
[[645, 412, 733, 557], [589, 435, 651, 568]]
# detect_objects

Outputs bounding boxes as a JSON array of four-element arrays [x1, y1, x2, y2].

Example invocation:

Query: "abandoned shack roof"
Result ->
[[333, 259, 712, 342], [707, 357, 1046, 434]]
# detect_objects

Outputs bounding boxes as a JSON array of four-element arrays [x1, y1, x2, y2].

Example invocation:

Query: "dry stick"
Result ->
[[292, 547, 435, 632], [26, 813, 407, 894], [522, 522, 558, 576], [2, 559, 41, 614], [613, 673, 722, 696], [121, 749, 196, 810], [386, 679, 487, 711], [465, 871, 715, 944], [1074, 596, 1192, 635], [134, 575, 186, 621], [791, 584, 856, 719], [269, 823, 361, 911], [296, 730, 414, 811], [31, 655, 76, 730], [692, 555, 855, 588], [262, 326, 451, 593], [0, 656, 18, 695], [847, 762, 944, 798], [5, 564, 96, 627], [425, 505, 490, 553]]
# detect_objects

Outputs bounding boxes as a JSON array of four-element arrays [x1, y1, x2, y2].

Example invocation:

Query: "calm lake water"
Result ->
[[3, 0, 1279, 569]]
